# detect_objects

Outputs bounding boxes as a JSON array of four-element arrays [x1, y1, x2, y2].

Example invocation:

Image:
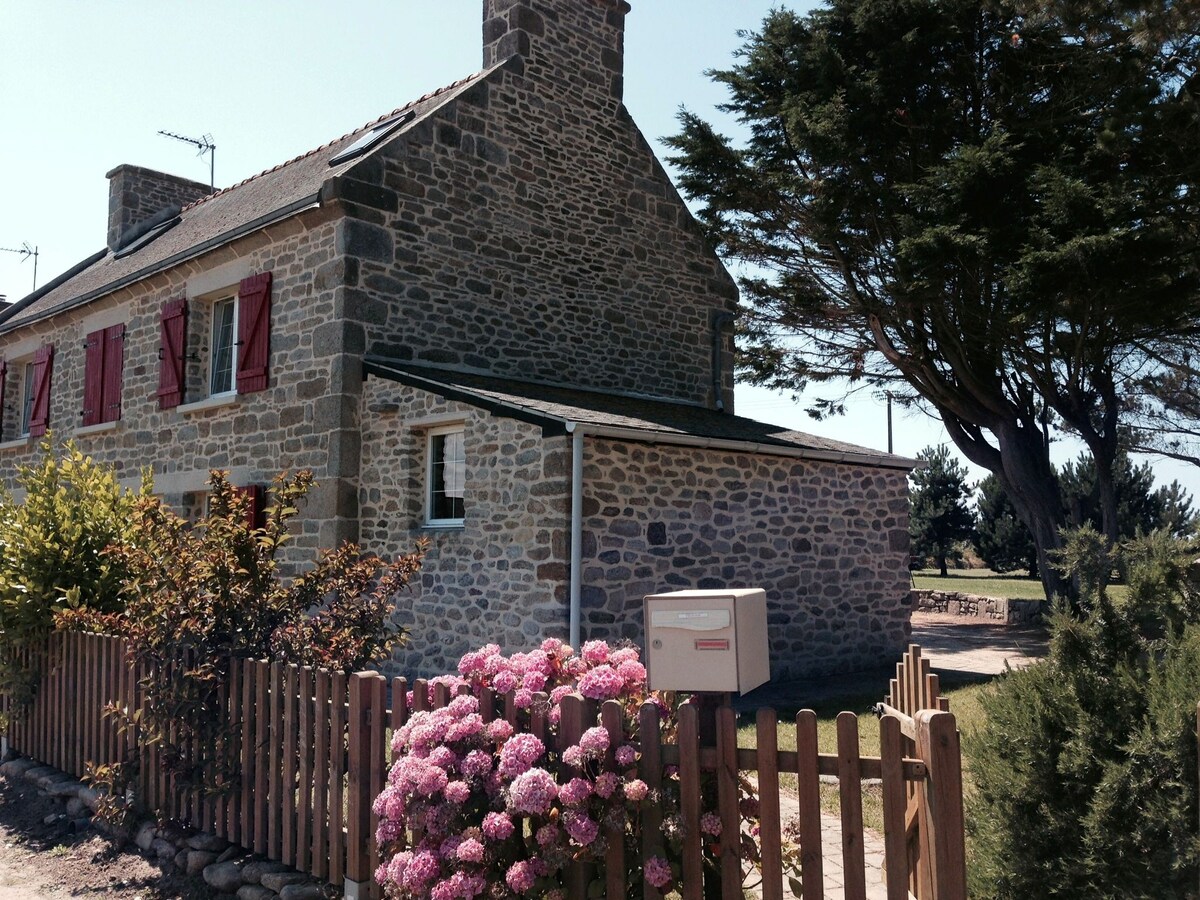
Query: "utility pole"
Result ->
[[0, 242, 38, 292], [886, 391, 894, 454]]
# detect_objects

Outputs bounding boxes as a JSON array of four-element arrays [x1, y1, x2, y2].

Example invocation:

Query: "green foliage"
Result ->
[[0, 439, 148, 725], [967, 530, 1200, 898], [1061, 451, 1197, 539], [666, 0, 1200, 602], [975, 474, 1039, 576], [61, 469, 425, 805], [909, 445, 975, 576]]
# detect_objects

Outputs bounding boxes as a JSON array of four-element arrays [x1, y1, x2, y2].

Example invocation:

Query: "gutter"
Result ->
[[0, 194, 322, 335]]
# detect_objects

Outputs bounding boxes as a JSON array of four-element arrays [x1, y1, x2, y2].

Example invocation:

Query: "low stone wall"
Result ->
[[912, 588, 1043, 625], [0, 755, 327, 900]]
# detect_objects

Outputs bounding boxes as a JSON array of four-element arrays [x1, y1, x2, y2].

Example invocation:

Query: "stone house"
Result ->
[[0, 0, 916, 681]]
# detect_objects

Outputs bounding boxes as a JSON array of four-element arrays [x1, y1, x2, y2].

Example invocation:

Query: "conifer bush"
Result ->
[[966, 529, 1200, 899]]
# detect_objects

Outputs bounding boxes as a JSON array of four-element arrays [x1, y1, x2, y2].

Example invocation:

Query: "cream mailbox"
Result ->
[[643, 589, 770, 694]]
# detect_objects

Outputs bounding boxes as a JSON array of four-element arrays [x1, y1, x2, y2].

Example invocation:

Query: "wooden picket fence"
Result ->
[[3, 633, 966, 900]]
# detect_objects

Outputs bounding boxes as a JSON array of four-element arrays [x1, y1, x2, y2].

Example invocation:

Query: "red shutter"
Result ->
[[28, 344, 53, 438], [82, 329, 105, 426], [0, 360, 8, 442], [236, 272, 272, 394], [158, 298, 188, 409], [103, 323, 125, 422], [237, 484, 266, 530]]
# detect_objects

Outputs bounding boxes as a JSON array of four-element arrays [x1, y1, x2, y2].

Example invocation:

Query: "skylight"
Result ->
[[329, 112, 416, 166], [113, 216, 181, 259]]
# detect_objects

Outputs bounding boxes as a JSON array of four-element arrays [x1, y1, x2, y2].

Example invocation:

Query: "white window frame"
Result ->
[[208, 295, 238, 398], [425, 423, 466, 527]]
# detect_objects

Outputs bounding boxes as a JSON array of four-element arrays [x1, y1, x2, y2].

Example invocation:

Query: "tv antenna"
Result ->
[[158, 130, 216, 190], [0, 242, 38, 292]]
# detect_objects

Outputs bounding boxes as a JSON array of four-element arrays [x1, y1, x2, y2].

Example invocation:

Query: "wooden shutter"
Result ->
[[28, 344, 53, 438], [158, 299, 188, 409], [237, 484, 266, 530], [103, 323, 125, 422], [236, 272, 272, 394], [82, 329, 105, 426], [0, 360, 8, 443]]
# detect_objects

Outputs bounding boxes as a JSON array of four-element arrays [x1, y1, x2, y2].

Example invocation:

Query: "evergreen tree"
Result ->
[[909, 445, 975, 576], [1060, 451, 1196, 540], [975, 474, 1039, 576]]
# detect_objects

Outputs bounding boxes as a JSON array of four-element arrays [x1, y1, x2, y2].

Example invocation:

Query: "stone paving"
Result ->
[[743, 612, 1050, 899]]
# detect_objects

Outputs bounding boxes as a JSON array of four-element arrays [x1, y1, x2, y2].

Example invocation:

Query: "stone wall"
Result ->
[[912, 588, 1043, 624], [106, 164, 212, 251], [340, 45, 738, 410], [579, 439, 913, 680], [358, 378, 573, 677], [0, 206, 360, 567]]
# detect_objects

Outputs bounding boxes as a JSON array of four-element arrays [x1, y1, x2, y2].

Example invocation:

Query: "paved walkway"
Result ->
[[741, 612, 1049, 899]]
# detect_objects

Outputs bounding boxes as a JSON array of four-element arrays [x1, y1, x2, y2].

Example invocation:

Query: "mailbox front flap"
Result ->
[[649, 609, 732, 632]]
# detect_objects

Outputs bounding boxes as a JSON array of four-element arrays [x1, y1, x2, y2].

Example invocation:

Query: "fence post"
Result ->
[[345, 672, 385, 900], [915, 710, 966, 900]]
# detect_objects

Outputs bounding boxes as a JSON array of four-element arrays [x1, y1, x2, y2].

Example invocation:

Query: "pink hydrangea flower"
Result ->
[[461, 749, 493, 779], [624, 778, 649, 802], [456, 837, 485, 864], [444, 780, 471, 803], [578, 665, 624, 700], [508, 767, 558, 815], [579, 726, 610, 755], [485, 719, 514, 743], [431, 879, 456, 900], [701, 812, 722, 836], [558, 777, 592, 807], [616, 659, 647, 687], [615, 744, 637, 767], [536, 823, 562, 847], [506, 860, 537, 894], [498, 733, 545, 778], [493, 670, 518, 694], [482, 811, 515, 841], [514, 688, 534, 709], [402, 850, 439, 891], [522, 671, 548, 693], [561, 745, 584, 768], [581, 640, 611, 665], [609, 646, 640, 666], [540, 637, 564, 655], [645, 856, 673, 889], [564, 812, 600, 846], [594, 771, 618, 799]]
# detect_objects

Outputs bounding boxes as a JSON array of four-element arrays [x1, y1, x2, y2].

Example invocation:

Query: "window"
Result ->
[[209, 297, 237, 396], [82, 324, 125, 426], [426, 424, 466, 525], [20, 363, 34, 436]]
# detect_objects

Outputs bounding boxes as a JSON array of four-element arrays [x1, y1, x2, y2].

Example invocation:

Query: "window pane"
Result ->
[[430, 430, 465, 521], [210, 299, 236, 395]]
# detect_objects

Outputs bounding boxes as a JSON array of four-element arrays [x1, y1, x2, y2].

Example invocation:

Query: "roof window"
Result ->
[[329, 112, 416, 166], [113, 216, 180, 259]]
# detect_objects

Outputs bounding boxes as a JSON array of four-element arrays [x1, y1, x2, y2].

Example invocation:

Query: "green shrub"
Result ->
[[966, 529, 1200, 899], [0, 439, 148, 724], [61, 468, 424, 809]]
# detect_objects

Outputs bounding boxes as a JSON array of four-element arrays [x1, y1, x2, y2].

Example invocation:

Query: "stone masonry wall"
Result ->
[[579, 439, 913, 680], [106, 164, 212, 250], [338, 55, 738, 410], [358, 378, 572, 678], [0, 206, 359, 568]]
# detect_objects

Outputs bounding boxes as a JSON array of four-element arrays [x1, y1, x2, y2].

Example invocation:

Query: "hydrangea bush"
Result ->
[[374, 638, 765, 899]]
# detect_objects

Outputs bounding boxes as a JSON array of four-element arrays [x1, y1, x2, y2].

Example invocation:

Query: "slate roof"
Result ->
[[0, 65, 502, 333], [363, 357, 920, 470]]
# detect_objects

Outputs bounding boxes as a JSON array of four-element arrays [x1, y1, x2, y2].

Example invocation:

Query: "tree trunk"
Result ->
[[939, 554, 949, 577]]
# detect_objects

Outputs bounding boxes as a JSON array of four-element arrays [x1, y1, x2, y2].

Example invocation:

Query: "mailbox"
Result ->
[[643, 589, 770, 694]]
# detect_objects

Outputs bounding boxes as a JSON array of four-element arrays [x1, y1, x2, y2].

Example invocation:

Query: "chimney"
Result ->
[[483, 0, 630, 103], [105, 164, 212, 252]]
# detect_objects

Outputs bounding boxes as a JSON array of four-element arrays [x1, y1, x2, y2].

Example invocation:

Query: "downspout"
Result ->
[[711, 311, 735, 412], [568, 423, 586, 650]]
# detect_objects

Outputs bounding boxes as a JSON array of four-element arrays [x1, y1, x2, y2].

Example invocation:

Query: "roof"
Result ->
[[362, 357, 921, 470], [0, 65, 503, 333]]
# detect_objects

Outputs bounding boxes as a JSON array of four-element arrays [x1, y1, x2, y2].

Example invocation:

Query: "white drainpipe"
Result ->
[[567, 423, 585, 650]]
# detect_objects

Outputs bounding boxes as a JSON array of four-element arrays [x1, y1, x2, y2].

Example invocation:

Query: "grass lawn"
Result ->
[[737, 681, 990, 834], [911, 568, 1048, 601]]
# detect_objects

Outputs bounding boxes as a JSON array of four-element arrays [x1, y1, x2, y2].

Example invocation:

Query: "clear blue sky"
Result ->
[[2, 1, 1196, 499]]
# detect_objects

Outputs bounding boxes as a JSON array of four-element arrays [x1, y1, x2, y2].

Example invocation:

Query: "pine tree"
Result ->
[[909, 445, 975, 576]]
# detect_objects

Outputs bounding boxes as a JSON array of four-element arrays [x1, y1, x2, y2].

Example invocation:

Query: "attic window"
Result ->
[[329, 112, 415, 166], [114, 216, 180, 259]]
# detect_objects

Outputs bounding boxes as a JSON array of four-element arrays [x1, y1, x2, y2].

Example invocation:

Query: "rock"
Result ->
[[217, 845, 243, 863], [23, 766, 57, 783], [42, 813, 61, 825], [76, 787, 101, 811], [279, 884, 324, 900], [45, 780, 81, 798], [238, 886, 276, 900], [174, 849, 190, 869], [65, 797, 87, 817], [135, 822, 158, 852], [151, 838, 177, 861], [0, 758, 38, 778], [241, 860, 290, 884], [204, 860, 247, 893], [187, 850, 219, 876], [260, 872, 310, 892], [187, 832, 229, 852]]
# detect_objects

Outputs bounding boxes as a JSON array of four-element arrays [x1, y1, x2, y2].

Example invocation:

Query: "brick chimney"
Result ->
[[483, 0, 630, 103], [105, 164, 212, 251]]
